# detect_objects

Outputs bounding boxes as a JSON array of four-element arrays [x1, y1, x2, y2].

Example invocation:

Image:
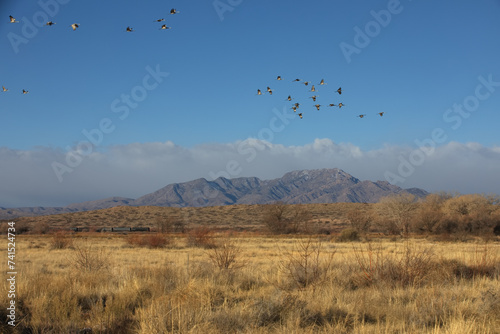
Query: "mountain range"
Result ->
[[0, 168, 428, 219]]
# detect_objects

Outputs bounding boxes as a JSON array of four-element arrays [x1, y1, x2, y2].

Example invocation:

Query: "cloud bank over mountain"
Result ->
[[1, 139, 499, 207]]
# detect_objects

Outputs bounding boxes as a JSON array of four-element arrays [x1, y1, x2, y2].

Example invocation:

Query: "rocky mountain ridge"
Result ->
[[0, 168, 428, 219]]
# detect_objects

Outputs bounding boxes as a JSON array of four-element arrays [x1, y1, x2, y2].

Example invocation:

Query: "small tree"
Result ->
[[263, 202, 311, 234], [376, 193, 417, 237], [346, 208, 372, 234], [412, 193, 447, 234]]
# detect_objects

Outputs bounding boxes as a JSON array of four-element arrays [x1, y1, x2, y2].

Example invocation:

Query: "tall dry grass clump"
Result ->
[[351, 240, 436, 288]]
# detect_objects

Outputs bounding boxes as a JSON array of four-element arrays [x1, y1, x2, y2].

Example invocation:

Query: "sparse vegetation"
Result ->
[[50, 231, 73, 249], [127, 233, 170, 248], [2, 233, 499, 333], [2, 194, 500, 333], [206, 234, 242, 270]]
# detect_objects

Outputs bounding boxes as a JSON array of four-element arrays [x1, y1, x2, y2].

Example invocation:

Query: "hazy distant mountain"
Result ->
[[132, 168, 428, 207], [0, 169, 428, 219]]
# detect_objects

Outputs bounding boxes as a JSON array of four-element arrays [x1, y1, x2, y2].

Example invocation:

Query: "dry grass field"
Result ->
[[2, 232, 499, 333]]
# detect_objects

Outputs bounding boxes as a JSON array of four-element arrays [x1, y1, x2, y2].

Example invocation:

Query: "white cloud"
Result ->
[[1, 139, 499, 207]]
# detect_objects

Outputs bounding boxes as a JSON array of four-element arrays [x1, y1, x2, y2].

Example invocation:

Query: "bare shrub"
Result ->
[[70, 242, 109, 272], [206, 235, 242, 270], [412, 193, 447, 234], [50, 231, 73, 249], [187, 226, 215, 248], [441, 194, 500, 236], [346, 208, 372, 233], [376, 193, 417, 236], [278, 236, 335, 289], [263, 202, 311, 234], [32, 222, 50, 234], [155, 215, 186, 233], [127, 234, 169, 248]]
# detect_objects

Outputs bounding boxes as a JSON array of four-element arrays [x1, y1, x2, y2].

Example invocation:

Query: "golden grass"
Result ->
[[1, 234, 499, 333]]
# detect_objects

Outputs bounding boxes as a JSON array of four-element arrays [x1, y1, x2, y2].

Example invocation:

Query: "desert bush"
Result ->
[[278, 236, 335, 289], [127, 234, 169, 248], [32, 222, 50, 234], [346, 208, 373, 233], [376, 193, 417, 236], [187, 226, 215, 248], [155, 215, 186, 233], [263, 202, 312, 234], [440, 194, 500, 236], [70, 242, 109, 272], [412, 193, 447, 233], [206, 235, 242, 270], [337, 228, 361, 242], [50, 231, 73, 249]]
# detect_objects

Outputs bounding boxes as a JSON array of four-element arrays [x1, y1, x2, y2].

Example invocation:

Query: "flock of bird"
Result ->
[[257, 76, 385, 119], [9, 10, 179, 31], [4, 11, 180, 97]]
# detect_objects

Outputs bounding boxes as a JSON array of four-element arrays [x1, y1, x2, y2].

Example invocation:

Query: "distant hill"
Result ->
[[132, 168, 428, 207], [0, 168, 428, 219]]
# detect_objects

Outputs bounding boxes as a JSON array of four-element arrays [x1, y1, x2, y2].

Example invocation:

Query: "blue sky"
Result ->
[[1, 0, 500, 207]]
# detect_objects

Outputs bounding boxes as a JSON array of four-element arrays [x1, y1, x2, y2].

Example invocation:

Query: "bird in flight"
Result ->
[[126, 26, 134, 32], [46, 21, 56, 26], [319, 79, 326, 85], [298, 113, 303, 119], [303, 81, 310, 86], [336, 87, 342, 94], [338, 103, 344, 108], [327, 103, 336, 107], [314, 104, 321, 110], [2, 86, 8, 92], [310, 85, 316, 92], [357, 114, 366, 118], [155, 18, 165, 22], [257, 89, 263, 95], [291, 106, 297, 112], [309, 95, 318, 102], [170, 9, 179, 14], [22, 89, 29, 94], [160, 24, 171, 30], [9, 15, 19, 23], [377, 112, 385, 117], [71, 23, 80, 30], [266, 86, 272, 95], [292, 78, 301, 82], [294, 102, 300, 108], [286, 95, 293, 101], [277, 76, 282, 80]]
